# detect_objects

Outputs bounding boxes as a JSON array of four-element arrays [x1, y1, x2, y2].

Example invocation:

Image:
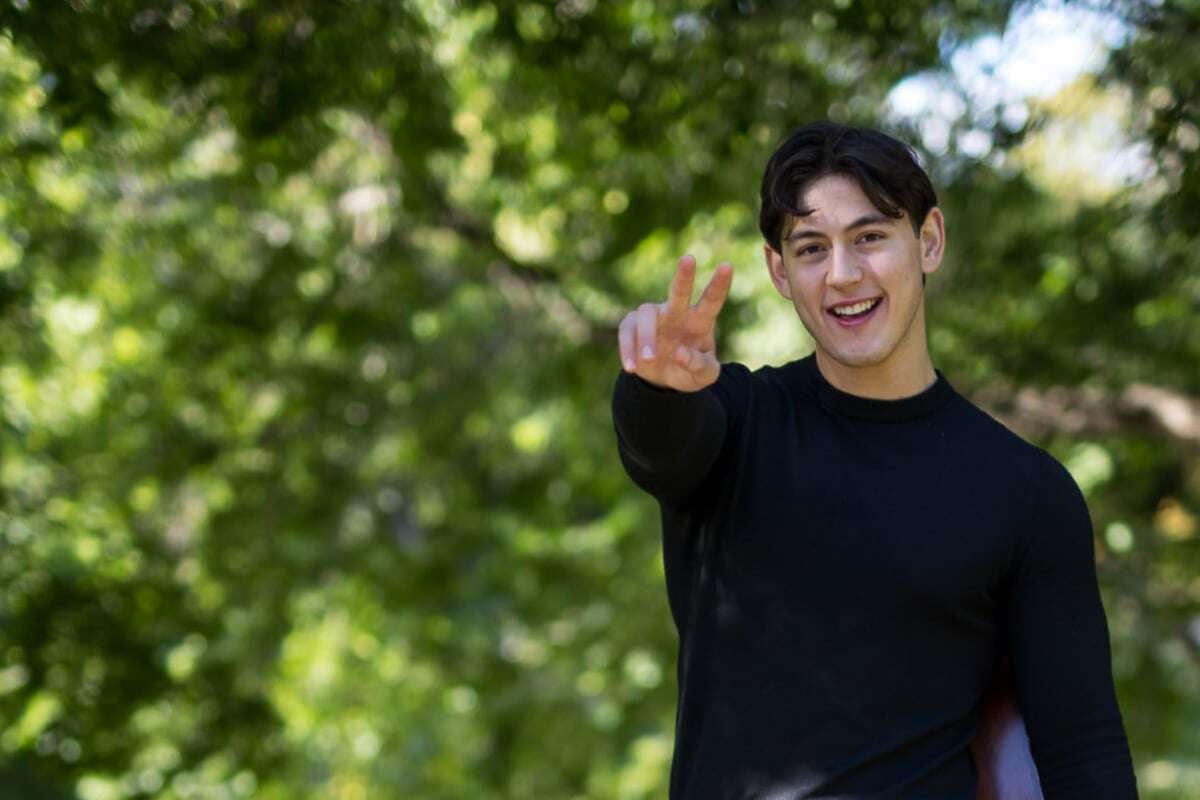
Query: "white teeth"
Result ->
[[831, 298, 878, 316]]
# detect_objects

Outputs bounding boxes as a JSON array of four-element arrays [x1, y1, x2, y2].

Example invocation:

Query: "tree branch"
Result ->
[[974, 379, 1200, 454]]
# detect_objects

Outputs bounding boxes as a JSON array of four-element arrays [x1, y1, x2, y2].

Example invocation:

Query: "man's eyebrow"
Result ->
[[785, 213, 897, 242]]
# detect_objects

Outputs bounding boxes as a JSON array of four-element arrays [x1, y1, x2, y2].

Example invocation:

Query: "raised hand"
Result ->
[[618, 254, 734, 393]]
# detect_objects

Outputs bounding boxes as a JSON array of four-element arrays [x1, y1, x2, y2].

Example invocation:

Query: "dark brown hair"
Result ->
[[759, 121, 937, 253]]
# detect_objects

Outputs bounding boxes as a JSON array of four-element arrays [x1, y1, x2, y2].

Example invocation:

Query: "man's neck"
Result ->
[[813, 350, 938, 401]]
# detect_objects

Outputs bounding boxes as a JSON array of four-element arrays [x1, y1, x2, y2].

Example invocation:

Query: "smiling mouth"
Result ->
[[827, 297, 883, 324]]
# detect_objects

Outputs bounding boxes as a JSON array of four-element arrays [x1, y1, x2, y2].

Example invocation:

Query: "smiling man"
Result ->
[[611, 121, 1138, 799]]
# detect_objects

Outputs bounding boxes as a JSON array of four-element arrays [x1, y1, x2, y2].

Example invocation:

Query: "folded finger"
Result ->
[[618, 313, 636, 371], [636, 303, 658, 361], [677, 344, 714, 374]]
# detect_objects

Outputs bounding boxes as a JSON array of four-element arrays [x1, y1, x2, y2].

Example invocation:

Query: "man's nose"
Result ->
[[826, 244, 863, 288]]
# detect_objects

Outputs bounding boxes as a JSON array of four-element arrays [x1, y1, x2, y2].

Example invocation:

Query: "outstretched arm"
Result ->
[[611, 255, 742, 506]]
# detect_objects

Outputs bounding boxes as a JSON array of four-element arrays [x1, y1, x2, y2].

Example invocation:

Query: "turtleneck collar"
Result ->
[[789, 352, 956, 423]]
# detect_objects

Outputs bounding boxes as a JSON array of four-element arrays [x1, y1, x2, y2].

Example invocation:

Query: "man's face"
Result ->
[[764, 173, 944, 390]]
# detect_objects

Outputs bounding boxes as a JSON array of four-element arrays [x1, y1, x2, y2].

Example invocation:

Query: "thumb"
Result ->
[[675, 344, 720, 380]]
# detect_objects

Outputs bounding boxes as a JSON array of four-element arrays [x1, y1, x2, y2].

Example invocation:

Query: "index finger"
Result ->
[[665, 254, 697, 316], [694, 262, 733, 322]]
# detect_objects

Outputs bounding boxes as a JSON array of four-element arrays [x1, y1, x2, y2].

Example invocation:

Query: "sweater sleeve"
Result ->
[[610, 363, 751, 508], [1002, 453, 1139, 799]]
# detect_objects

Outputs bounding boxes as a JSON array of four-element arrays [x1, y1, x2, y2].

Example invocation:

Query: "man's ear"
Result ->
[[919, 207, 946, 277], [763, 243, 792, 300]]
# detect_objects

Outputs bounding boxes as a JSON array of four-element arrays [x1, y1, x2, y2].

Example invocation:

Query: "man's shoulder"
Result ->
[[718, 358, 806, 393], [711, 360, 785, 396], [948, 390, 1064, 483]]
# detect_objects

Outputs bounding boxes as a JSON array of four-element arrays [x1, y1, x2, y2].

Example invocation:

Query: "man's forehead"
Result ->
[[796, 178, 892, 213]]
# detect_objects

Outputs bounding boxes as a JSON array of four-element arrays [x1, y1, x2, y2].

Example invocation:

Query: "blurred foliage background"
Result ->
[[0, 0, 1198, 798]]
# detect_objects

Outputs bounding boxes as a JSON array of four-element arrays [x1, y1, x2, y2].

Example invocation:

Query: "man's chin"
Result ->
[[816, 344, 890, 370]]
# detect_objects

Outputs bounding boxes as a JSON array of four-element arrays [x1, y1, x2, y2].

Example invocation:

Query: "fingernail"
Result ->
[[642, 346, 653, 360], [624, 359, 635, 370]]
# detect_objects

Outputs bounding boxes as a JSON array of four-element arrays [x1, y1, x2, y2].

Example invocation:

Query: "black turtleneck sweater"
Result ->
[[610, 354, 1138, 799]]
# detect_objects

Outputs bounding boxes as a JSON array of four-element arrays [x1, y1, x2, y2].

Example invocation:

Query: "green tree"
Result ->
[[1, 1, 1197, 798]]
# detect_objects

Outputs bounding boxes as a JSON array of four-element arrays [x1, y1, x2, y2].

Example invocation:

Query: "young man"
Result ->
[[611, 121, 1138, 799]]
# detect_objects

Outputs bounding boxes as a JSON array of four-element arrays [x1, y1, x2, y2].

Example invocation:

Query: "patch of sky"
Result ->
[[886, 0, 1132, 158]]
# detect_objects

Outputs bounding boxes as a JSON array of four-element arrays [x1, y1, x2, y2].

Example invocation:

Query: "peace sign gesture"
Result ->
[[618, 254, 734, 393]]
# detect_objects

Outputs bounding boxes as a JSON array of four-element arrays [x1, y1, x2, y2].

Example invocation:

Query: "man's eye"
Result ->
[[860, 232, 885, 243], [796, 244, 824, 257]]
